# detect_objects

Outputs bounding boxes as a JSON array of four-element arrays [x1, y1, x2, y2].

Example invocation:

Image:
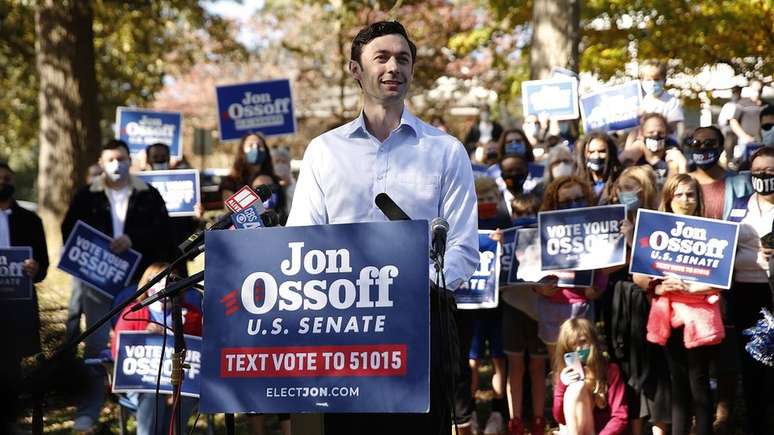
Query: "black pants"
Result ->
[[665, 328, 714, 435], [729, 282, 774, 435], [324, 287, 462, 435]]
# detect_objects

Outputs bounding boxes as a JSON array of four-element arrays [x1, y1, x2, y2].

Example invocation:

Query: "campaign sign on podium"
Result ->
[[455, 230, 500, 309], [200, 220, 430, 413]]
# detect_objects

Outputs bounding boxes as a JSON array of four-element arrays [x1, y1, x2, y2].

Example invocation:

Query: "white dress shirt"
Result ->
[[0, 208, 10, 248], [287, 109, 479, 289]]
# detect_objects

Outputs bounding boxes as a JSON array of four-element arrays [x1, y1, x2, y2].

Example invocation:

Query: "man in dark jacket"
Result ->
[[0, 161, 49, 432], [61, 139, 174, 432]]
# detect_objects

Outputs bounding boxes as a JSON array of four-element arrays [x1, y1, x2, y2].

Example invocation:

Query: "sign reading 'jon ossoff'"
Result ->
[[629, 209, 740, 289], [115, 108, 183, 158], [0, 247, 33, 301], [215, 79, 296, 141], [201, 221, 430, 414]]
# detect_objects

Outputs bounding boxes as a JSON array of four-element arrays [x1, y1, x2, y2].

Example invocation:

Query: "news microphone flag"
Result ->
[[226, 185, 268, 230]]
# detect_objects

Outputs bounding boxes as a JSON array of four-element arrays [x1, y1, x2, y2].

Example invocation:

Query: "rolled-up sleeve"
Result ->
[[286, 140, 328, 226], [438, 141, 479, 289]]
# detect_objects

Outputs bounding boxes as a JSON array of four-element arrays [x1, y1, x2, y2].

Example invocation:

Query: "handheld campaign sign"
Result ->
[[580, 81, 642, 133], [58, 221, 142, 298], [0, 247, 33, 301], [629, 210, 740, 289], [215, 79, 296, 141], [112, 332, 202, 397], [455, 230, 500, 309], [509, 228, 594, 287], [115, 107, 183, 158], [200, 221, 430, 414], [136, 170, 200, 217], [538, 205, 627, 271], [521, 77, 579, 121]]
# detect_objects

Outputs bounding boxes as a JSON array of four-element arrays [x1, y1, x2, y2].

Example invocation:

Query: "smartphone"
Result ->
[[563, 351, 585, 380]]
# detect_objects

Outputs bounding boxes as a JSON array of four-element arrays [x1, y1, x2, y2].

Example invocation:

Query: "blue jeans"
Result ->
[[124, 392, 198, 435]]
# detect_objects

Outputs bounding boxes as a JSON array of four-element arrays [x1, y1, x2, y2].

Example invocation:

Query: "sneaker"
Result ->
[[72, 415, 95, 433], [530, 416, 546, 435], [484, 411, 504, 435], [508, 417, 525, 435]]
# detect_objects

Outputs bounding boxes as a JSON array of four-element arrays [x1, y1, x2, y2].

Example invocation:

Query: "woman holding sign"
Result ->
[[575, 133, 622, 205], [634, 174, 724, 435], [726, 147, 774, 435]]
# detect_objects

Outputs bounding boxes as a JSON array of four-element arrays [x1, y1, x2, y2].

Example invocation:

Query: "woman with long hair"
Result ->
[[576, 133, 623, 204], [220, 132, 277, 201]]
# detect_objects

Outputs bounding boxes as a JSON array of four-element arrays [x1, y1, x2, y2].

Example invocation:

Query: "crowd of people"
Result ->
[[0, 19, 773, 435]]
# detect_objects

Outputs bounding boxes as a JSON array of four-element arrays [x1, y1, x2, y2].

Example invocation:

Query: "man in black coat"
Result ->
[[61, 140, 175, 432], [0, 161, 49, 431]]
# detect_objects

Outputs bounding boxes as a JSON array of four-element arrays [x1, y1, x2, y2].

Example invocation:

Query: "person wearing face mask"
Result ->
[[730, 79, 769, 149], [577, 133, 623, 205], [110, 263, 202, 435], [61, 139, 175, 433], [0, 162, 49, 433], [492, 128, 545, 197], [634, 174, 724, 435], [553, 318, 629, 435], [723, 147, 774, 435], [464, 105, 504, 157], [621, 113, 686, 185], [758, 104, 774, 147], [686, 126, 753, 220], [250, 173, 288, 225], [497, 153, 532, 217], [639, 59, 684, 140], [219, 132, 278, 203]]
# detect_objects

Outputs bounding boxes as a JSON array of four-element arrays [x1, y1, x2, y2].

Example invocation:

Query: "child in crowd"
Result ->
[[553, 318, 628, 435]]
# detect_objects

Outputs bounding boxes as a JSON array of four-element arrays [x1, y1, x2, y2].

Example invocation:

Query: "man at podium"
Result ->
[[287, 20, 479, 435]]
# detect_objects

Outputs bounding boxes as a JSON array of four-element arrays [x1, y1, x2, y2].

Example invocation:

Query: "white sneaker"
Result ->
[[484, 411, 504, 435], [72, 415, 95, 433]]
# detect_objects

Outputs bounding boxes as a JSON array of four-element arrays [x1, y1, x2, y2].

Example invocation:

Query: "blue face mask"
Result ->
[[618, 190, 641, 212], [642, 80, 665, 96], [245, 148, 267, 165], [688, 147, 720, 169], [504, 140, 527, 157], [559, 199, 588, 210]]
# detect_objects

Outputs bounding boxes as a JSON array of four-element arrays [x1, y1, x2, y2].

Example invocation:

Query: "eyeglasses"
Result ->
[[761, 123, 774, 131], [686, 138, 719, 149]]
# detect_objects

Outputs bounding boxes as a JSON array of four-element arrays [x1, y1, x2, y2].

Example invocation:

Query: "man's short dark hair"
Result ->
[[350, 21, 417, 65], [760, 104, 774, 122], [691, 126, 724, 146], [102, 139, 130, 155], [145, 142, 170, 158]]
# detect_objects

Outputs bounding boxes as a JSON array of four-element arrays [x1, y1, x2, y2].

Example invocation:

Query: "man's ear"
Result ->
[[349, 60, 361, 81]]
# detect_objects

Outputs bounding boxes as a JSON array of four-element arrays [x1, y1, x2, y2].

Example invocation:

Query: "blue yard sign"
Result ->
[[579, 81, 642, 133], [455, 230, 500, 309], [200, 221, 430, 414], [58, 221, 142, 298], [509, 228, 593, 287], [521, 77, 580, 121], [538, 205, 627, 271], [116, 107, 183, 158], [215, 79, 296, 141], [136, 170, 201, 217], [629, 209, 740, 289], [0, 247, 33, 300], [112, 332, 202, 397]]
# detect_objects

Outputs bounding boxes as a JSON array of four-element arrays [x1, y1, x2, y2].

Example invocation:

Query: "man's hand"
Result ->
[[489, 228, 503, 244], [110, 235, 132, 253], [533, 274, 560, 297], [22, 259, 39, 278]]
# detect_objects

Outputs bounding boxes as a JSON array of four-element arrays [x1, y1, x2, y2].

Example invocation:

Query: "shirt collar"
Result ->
[[346, 108, 419, 141]]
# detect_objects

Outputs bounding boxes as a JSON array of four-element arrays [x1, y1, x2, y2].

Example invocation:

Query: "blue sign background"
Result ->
[[0, 247, 33, 300], [629, 210, 740, 289], [539, 205, 627, 271], [509, 228, 594, 287], [521, 77, 580, 121], [580, 81, 642, 132], [136, 170, 200, 217], [216, 79, 296, 141], [455, 231, 500, 309], [116, 108, 183, 158], [112, 332, 202, 397], [200, 221, 430, 413], [58, 221, 142, 298]]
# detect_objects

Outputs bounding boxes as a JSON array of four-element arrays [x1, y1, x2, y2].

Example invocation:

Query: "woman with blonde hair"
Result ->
[[552, 318, 628, 435]]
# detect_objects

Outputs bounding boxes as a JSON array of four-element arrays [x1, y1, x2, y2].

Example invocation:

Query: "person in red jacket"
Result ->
[[111, 263, 202, 435], [553, 318, 628, 435]]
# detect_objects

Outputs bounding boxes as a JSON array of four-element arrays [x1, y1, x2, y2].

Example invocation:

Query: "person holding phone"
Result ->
[[552, 318, 628, 435]]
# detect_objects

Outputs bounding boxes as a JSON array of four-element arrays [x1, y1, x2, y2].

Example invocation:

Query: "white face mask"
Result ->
[[644, 137, 666, 152], [104, 160, 129, 182], [147, 278, 167, 313], [551, 162, 574, 178]]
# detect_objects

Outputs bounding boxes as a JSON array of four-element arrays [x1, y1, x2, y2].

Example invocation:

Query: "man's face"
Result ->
[[0, 168, 14, 189], [147, 146, 170, 166], [640, 65, 663, 82], [100, 147, 130, 169], [350, 34, 414, 103]]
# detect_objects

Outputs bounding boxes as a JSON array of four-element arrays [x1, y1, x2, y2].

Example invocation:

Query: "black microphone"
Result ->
[[431, 217, 449, 261], [375, 192, 411, 221], [131, 271, 204, 312], [178, 184, 272, 253]]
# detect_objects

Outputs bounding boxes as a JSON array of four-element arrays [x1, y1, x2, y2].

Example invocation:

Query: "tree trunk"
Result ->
[[530, 0, 581, 79], [35, 0, 101, 249]]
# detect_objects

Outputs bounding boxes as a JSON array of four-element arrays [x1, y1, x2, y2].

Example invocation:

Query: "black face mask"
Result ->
[[752, 173, 774, 195], [0, 184, 14, 200]]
